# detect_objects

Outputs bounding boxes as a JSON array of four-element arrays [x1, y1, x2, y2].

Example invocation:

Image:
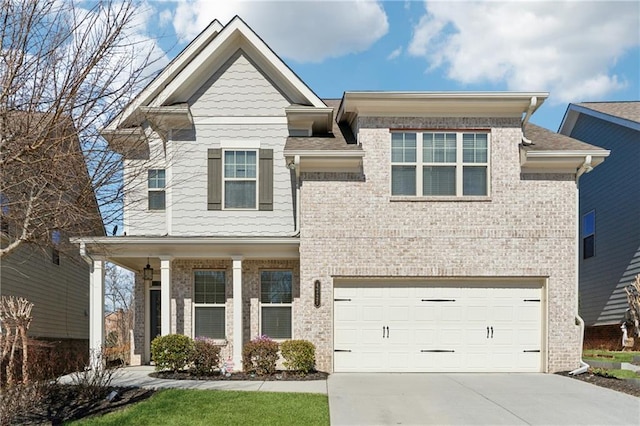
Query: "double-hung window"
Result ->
[[148, 169, 166, 210], [223, 150, 257, 209], [51, 229, 61, 265], [194, 271, 226, 339], [260, 271, 292, 339], [582, 210, 595, 259], [391, 132, 489, 197]]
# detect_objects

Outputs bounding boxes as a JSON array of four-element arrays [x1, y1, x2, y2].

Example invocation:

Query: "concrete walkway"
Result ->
[[328, 373, 640, 425], [59, 366, 327, 394]]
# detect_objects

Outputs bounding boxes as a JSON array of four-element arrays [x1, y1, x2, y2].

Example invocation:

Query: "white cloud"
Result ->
[[387, 46, 402, 60], [171, 0, 389, 63], [408, 1, 639, 103]]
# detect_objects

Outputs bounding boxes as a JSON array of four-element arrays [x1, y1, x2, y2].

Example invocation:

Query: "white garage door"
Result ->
[[334, 282, 543, 372]]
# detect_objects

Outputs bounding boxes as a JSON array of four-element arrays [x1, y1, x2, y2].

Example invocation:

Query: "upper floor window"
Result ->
[[207, 148, 273, 211], [0, 193, 9, 234], [260, 270, 292, 339], [194, 270, 226, 339], [583, 210, 595, 259], [391, 132, 489, 197], [148, 169, 165, 210], [51, 229, 61, 265], [224, 150, 257, 209]]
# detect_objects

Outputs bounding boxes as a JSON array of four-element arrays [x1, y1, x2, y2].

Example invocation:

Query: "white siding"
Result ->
[[0, 243, 89, 339], [124, 49, 294, 237]]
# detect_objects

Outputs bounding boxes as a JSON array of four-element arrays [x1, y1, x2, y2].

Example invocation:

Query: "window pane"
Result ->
[[261, 306, 291, 339], [224, 151, 235, 177], [148, 169, 165, 189], [194, 271, 226, 304], [195, 307, 225, 339], [423, 166, 455, 195], [463, 166, 487, 196], [583, 235, 595, 259], [148, 191, 166, 210], [424, 133, 456, 163], [463, 133, 488, 163], [391, 133, 416, 162], [225, 181, 256, 208], [583, 211, 595, 236], [391, 166, 416, 195], [261, 271, 292, 304]]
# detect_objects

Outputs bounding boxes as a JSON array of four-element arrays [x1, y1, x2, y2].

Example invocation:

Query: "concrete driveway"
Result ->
[[328, 373, 640, 425]]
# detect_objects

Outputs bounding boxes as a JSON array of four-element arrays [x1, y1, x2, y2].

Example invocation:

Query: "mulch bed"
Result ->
[[557, 371, 640, 397], [150, 369, 329, 381]]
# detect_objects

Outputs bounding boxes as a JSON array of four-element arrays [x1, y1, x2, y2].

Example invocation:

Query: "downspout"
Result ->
[[521, 96, 537, 146], [569, 155, 593, 375], [290, 155, 301, 237]]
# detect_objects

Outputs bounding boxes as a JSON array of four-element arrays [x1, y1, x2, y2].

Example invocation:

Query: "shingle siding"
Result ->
[[297, 117, 580, 373], [573, 114, 640, 326]]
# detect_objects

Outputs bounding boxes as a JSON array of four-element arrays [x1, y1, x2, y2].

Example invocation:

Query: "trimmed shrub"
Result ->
[[151, 334, 194, 372], [242, 335, 279, 375], [190, 337, 221, 376], [280, 339, 316, 374]]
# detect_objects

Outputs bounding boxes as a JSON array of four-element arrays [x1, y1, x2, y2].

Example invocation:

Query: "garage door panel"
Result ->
[[334, 282, 543, 373]]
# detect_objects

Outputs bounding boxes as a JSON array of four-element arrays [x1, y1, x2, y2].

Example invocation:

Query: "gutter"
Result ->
[[521, 96, 537, 146], [569, 155, 593, 376]]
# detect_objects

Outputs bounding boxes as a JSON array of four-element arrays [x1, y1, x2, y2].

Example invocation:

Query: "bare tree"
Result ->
[[105, 262, 133, 348], [0, 0, 162, 259]]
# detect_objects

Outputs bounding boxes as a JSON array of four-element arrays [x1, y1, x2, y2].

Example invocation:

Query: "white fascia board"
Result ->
[[560, 104, 640, 133], [283, 150, 364, 158], [102, 20, 224, 131], [71, 236, 299, 245], [337, 91, 549, 122], [152, 17, 325, 109]]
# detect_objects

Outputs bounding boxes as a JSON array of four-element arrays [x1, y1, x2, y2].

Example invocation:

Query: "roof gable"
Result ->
[[105, 16, 324, 133], [559, 102, 640, 136]]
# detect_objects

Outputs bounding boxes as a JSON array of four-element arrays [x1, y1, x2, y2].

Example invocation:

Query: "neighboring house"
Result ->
[[73, 17, 610, 373], [559, 102, 640, 346], [0, 114, 102, 360]]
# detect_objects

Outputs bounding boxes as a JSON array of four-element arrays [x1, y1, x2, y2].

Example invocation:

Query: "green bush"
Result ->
[[151, 334, 194, 372], [280, 340, 316, 374], [242, 335, 279, 375], [190, 337, 221, 376]]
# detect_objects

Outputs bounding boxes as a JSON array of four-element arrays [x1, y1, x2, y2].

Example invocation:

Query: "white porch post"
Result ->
[[232, 257, 243, 371], [89, 259, 104, 369], [160, 257, 172, 336]]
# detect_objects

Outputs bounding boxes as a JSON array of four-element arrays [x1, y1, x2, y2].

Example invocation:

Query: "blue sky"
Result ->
[[139, 0, 639, 131]]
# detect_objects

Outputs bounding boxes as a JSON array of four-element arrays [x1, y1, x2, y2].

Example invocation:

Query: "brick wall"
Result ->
[[297, 116, 580, 373]]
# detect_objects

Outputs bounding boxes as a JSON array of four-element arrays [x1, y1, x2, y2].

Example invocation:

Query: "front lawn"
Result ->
[[71, 389, 329, 426], [583, 349, 640, 363]]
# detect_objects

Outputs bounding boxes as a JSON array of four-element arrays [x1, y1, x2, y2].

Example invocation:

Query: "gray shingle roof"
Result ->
[[284, 99, 362, 152], [577, 101, 639, 124], [523, 123, 604, 151]]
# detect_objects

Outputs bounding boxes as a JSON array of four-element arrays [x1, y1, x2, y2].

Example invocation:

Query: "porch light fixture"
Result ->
[[143, 258, 154, 282]]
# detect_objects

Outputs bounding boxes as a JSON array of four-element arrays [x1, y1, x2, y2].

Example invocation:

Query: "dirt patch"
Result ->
[[557, 371, 640, 398], [12, 385, 155, 425], [150, 369, 329, 381]]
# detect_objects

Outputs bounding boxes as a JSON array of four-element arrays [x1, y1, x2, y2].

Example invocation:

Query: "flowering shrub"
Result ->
[[190, 337, 221, 376], [280, 340, 316, 374], [242, 335, 279, 375], [150, 334, 194, 372]]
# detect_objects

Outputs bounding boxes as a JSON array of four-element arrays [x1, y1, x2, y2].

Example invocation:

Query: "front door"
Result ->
[[149, 287, 161, 348]]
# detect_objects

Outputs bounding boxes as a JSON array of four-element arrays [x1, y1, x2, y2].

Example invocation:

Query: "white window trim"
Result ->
[[192, 270, 227, 341], [259, 270, 294, 341], [222, 149, 259, 211], [148, 169, 166, 211], [390, 131, 491, 198]]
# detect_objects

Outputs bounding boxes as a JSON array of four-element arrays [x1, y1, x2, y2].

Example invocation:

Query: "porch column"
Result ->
[[160, 257, 172, 336], [89, 259, 104, 369], [232, 257, 243, 371]]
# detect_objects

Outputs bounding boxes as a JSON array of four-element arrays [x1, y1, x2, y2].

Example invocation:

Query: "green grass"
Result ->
[[583, 350, 640, 363], [70, 389, 330, 426], [591, 367, 640, 380]]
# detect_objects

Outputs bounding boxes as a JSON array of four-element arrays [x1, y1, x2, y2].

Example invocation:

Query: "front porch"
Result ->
[[73, 236, 300, 370]]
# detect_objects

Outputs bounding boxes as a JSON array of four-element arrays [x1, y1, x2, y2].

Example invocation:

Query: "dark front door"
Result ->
[[150, 288, 161, 347]]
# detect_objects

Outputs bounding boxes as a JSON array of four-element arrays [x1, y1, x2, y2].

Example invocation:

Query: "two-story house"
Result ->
[[559, 102, 639, 348], [74, 17, 609, 373]]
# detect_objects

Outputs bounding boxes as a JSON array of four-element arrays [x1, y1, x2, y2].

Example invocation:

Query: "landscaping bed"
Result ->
[[150, 369, 329, 381], [558, 371, 640, 397]]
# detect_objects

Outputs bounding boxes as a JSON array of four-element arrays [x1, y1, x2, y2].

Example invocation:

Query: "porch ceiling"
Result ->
[[71, 235, 300, 272]]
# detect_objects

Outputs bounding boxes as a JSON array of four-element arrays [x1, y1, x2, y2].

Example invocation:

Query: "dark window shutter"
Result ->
[[259, 149, 273, 211], [207, 149, 222, 210]]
